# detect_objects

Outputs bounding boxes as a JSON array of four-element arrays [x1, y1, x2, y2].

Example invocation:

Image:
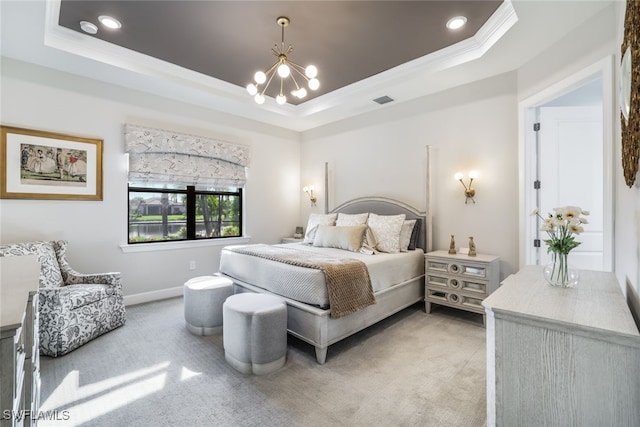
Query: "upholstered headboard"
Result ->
[[331, 197, 428, 251], [322, 147, 432, 252]]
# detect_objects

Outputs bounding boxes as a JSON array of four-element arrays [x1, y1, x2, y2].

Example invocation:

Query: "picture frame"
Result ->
[[620, 1, 639, 188], [1, 126, 103, 200]]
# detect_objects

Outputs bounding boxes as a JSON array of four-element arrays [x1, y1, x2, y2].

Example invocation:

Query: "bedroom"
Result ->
[[1, 0, 638, 425]]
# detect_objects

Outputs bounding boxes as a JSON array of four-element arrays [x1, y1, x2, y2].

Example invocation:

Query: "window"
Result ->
[[123, 124, 250, 245], [128, 185, 242, 243]]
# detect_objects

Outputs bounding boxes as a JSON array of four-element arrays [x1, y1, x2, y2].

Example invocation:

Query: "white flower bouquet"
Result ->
[[531, 206, 589, 286]]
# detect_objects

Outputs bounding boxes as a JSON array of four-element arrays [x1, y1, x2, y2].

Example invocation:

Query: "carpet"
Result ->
[[38, 297, 487, 427]]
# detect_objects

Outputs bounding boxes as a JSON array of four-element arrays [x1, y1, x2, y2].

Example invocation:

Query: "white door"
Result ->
[[537, 106, 604, 270]]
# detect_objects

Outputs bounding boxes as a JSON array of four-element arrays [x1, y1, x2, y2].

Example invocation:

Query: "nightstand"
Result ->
[[281, 237, 303, 244], [424, 250, 499, 326]]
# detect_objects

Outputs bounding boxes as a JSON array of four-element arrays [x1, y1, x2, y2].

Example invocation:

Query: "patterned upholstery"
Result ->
[[0, 240, 126, 357]]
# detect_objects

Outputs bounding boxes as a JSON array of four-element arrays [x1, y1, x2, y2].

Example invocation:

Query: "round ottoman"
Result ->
[[183, 275, 234, 336], [223, 293, 287, 375]]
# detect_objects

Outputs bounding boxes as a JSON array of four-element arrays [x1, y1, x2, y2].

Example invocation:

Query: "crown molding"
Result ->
[[42, 0, 517, 131]]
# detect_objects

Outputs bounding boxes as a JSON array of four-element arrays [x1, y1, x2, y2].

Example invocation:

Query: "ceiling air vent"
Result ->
[[373, 95, 394, 105]]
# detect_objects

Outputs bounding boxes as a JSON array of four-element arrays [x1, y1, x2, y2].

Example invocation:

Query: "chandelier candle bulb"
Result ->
[[246, 84, 258, 96], [254, 71, 267, 84], [277, 63, 291, 78], [305, 65, 318, 78]]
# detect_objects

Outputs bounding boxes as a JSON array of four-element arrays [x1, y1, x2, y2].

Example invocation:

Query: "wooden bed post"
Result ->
[[324, 161, 329, 214], [426, 145, 433, 253]]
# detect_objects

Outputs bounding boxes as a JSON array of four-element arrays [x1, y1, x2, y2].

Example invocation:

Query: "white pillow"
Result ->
[[359, 227, 378, 255], [313, 225, 367, 252], [303, 213, 337, 244], [399, 219, 417, 252], [336, 212, 377, 253], [367, 213, 406, 253], [336, 212, 369, 226]]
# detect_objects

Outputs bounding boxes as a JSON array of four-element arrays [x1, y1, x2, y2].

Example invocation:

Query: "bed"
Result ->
[[219, 196, 430, 364]]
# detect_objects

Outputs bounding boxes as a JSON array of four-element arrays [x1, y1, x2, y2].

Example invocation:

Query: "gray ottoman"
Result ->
[[183, 275, 234, 336], [223, 293, 287, 375]]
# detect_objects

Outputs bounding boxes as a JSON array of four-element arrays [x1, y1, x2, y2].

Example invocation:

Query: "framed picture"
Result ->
[[1, 126, 103, 200]]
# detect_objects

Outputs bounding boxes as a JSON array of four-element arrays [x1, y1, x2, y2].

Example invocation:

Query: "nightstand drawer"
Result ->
[[427, 260, 489, 279], [460, 279, 487, 295], [425, 289, 485, 313], [426, 274, 488, 294], [426, 274, 450, 288]]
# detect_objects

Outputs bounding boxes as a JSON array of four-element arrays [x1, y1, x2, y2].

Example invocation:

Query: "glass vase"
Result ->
[[543, 252, 579, 288]]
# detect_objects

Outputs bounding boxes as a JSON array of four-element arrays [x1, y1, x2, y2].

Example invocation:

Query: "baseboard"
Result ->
[[124, 286, 183, 306], [625, 277, 640, 331]]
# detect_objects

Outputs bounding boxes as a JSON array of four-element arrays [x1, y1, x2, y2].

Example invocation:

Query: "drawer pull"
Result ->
[[448, 293, 460, 304]]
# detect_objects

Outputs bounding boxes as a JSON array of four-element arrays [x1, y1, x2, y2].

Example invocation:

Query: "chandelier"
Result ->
[[246, 16, 320, 105]]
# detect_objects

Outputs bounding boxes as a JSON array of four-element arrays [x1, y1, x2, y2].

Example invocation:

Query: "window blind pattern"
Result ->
[[124, 124, 250, 187]]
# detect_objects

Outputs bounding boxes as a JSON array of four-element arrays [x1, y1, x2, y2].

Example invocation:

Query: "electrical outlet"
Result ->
[[189, 260, 196, 270]]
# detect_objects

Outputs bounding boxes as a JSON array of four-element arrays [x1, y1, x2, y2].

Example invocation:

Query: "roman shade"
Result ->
[[124, 124, 250, 188]]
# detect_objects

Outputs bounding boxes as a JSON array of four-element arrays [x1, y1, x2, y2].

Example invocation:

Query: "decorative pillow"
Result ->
[[313, 225, 367, 252], [408, 218, 422, 250], [399, 220, 417, 252], [336, 212, 369, 226], [303, 213, 337, 244], [366, 213, 406, 253], [359, 227, 378, 255]]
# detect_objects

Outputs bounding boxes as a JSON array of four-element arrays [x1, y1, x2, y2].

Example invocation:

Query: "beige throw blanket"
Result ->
[[227, 244, 376, 318]]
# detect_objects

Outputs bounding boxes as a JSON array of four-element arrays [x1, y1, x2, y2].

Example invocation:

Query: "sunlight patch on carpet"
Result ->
[[180, 366, 202, 381], [39, 362, 170, 426]]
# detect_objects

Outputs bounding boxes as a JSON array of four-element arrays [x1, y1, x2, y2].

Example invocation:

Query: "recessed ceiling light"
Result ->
[[79, 21, 98, 34], [446, 16, 467, 30], [98, 15, 122, 30]]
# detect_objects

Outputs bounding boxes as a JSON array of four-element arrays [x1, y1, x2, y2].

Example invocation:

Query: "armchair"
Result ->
[[0, 240, 125, 357]]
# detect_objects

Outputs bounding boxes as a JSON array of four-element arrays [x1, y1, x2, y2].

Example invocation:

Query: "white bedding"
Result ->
[[219, 242, 425, 308]]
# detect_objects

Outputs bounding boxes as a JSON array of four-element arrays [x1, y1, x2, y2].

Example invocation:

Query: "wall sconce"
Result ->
[[454, 171, 478, 204], [303, 185, 317, 206]]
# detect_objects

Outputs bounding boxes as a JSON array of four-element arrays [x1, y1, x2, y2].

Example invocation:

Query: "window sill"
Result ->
[[120, 236, 251, 253]]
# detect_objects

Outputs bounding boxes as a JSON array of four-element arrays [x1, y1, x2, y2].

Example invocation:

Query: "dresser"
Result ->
[[483, 266, 640, 427], [1, 256, 40, 427], [424, 250, 499, 325]]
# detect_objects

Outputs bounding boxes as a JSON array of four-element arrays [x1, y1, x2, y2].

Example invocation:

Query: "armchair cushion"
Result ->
[[60, 284, 111, 310]]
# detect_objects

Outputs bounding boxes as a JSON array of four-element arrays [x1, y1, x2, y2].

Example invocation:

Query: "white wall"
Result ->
[[612, 1, 640, 306], [516, 2, 640, 303], [0, 59, 301, 302], [301, 73, 520, 279]]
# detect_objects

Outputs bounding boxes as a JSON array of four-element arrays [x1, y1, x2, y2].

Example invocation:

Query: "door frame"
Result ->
[[518, 55, 615, 270]]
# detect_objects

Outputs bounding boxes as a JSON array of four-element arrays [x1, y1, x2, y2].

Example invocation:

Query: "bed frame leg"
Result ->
[[315, 347, 328, 365]]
